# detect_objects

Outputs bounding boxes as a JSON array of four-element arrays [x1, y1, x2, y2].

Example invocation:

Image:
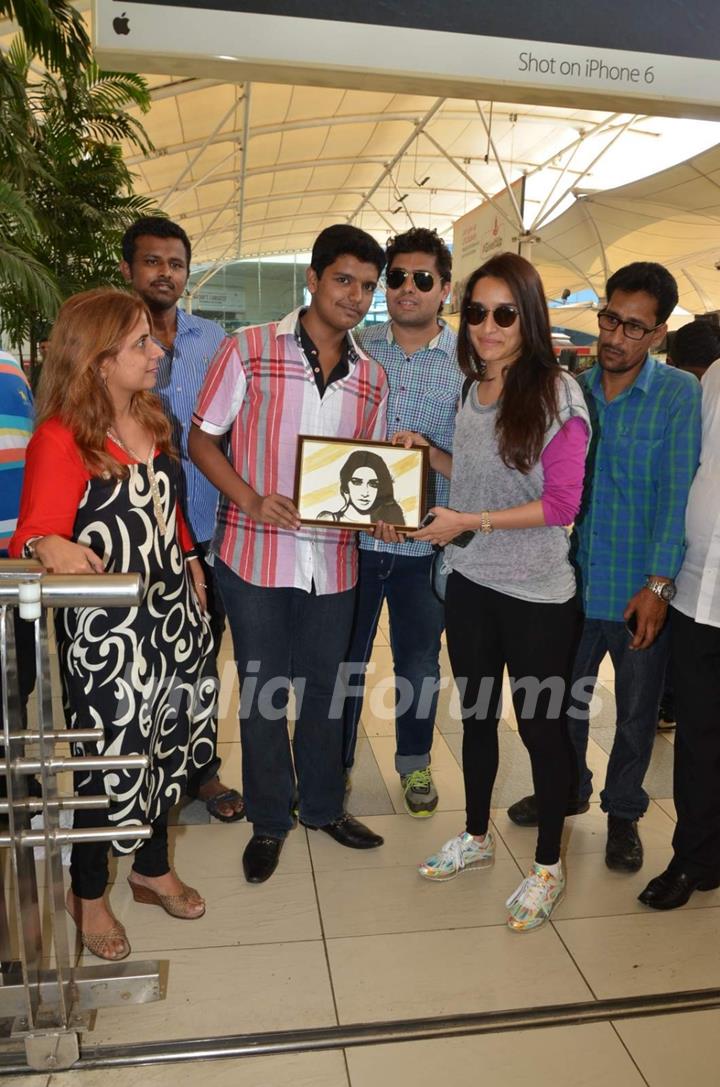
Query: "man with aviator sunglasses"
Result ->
[[341, 228, 463, 817], [508, 262, 701, 877]]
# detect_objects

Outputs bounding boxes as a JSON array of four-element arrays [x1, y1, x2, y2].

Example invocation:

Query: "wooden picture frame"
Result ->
[[293, 435, 429, 531]]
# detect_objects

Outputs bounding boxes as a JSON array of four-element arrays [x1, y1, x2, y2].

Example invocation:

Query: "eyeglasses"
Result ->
[[464, 302, 519, 328], [385, 268, 437, 293], [597, 310, 661, 341]]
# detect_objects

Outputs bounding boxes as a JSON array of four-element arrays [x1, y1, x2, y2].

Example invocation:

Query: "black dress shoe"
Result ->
[[638, 867, 720, 910], [605, 814, 643, 872], [242, 835, 284, 883], [303, 813, 384, 849], [507, 793, 590, 828]]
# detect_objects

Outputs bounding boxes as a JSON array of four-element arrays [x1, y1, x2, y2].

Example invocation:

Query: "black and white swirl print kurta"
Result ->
[[57, 452, 217, 853]]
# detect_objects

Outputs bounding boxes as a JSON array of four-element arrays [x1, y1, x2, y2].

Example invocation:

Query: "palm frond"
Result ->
[[0, 0, 90, 71], [0, 240, 61, 314], [0, 178, 41, 236]]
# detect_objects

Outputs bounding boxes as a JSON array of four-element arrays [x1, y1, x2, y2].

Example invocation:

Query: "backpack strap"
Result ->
[[460, 376, 474, 407]]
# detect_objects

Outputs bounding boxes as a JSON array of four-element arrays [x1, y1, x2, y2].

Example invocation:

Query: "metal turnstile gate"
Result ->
[[0, 560, 161, 1071]]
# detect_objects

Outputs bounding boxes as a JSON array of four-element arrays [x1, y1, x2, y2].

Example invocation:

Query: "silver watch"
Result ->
[[645, 577, 676, 603], [22, 536, 43, 560]]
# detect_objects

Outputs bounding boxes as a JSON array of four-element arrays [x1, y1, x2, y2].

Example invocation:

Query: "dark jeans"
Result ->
[[186, 539, 224, 796], [669, 608, 720, 879], [197, 539, 227, 659], [566, 617, 670, 820], [446, 574, 580, 866], [215, 560, 356, 839], [69, 807, 169, 899], [342, 550, 444, 774]]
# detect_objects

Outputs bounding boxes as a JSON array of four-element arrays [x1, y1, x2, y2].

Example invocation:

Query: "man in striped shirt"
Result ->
[[189, 225, 390, 883], [343, 228, 463, 817], [121, 217, 243, 823], [508, 262, 701, 875], [0, 350, 33, 554]]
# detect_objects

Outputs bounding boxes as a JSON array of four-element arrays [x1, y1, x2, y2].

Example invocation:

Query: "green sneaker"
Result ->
[[400, 768, 439, 818]]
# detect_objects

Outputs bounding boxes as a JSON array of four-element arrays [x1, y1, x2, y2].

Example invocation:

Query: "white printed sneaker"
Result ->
[[505, 862, 565, 932], [418, 831, 495, 881]]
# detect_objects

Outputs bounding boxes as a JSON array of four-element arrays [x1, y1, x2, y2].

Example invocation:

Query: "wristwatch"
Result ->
[[22, 536, 44, 560], [645, 576, 676, 603]]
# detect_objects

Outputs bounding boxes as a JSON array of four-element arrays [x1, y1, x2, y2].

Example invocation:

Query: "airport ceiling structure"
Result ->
[[2, 1, 720, 315], [534, 143, 720, 321]]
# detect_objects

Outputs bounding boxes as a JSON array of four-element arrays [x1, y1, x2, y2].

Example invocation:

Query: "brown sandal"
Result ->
[[128, 876, 206, 919], [66, 902, 131, 962]]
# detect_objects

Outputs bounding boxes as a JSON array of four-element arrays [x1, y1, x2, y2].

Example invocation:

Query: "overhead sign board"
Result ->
[[94, 1, 720, 118], [449, 180, 525, 313]]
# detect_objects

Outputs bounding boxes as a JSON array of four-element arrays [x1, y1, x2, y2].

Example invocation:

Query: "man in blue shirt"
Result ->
[[508, 262, 701, 873], [121, 217, 243, 823], [343, 228, 463, 816]]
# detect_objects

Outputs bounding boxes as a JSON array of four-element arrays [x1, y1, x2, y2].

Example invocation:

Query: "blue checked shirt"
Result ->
[[573, 356, 701, 621], [357, 320, 463, 557], [154, 307, 226, 543]]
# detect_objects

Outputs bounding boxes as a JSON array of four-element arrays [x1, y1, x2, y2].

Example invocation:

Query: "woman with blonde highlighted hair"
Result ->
[[11, 287, 218, 961]]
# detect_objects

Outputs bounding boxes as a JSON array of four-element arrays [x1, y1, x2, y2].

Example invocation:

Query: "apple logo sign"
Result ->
[[113, 11, 130, 35]]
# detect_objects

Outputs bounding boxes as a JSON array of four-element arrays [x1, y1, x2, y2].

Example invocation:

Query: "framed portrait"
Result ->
[[294, 436, 429, 531]]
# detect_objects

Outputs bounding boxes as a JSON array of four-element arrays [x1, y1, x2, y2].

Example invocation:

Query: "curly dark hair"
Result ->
[[310, 225, 385, 279], [121, 217, 191, 266], [605, 262, 678, 323], [385, 228, 452, 283]]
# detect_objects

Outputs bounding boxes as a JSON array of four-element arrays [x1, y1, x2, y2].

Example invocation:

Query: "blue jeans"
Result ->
[[342, 550, 444, 775], [566, 617, 670, 820], [215, 561, 356, 839]]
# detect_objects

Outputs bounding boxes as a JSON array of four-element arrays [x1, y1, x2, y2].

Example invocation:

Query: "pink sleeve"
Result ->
[[540, 417, 589, 526]]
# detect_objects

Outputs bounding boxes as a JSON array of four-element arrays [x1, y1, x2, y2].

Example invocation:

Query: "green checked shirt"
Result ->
[[573, 356, 701, 622]]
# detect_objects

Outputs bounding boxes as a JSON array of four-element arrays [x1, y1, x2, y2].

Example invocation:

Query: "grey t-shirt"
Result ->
[[446, 371, 590, 603]]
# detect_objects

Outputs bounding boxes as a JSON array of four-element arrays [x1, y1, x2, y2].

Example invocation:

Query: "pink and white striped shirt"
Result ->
[[193, 308, 389, 594]]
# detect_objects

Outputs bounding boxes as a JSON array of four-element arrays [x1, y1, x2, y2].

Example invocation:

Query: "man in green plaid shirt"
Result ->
[[509, 262, 701, 874]]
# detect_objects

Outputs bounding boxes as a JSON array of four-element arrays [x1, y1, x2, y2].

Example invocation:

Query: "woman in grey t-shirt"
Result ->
[[406, 252, 590, 931]]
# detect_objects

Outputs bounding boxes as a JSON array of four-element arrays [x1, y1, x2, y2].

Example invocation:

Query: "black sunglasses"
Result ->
[[385, 268, 437, 293], [464, 302, 519, 328]]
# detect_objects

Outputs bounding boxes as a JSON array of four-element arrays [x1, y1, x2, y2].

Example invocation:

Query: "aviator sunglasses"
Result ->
[[464, 302, 519, 328], [385, 268, 437, 292]]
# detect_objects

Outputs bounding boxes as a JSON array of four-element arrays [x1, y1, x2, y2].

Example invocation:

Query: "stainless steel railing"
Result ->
[[0, 561, 161, 1072]]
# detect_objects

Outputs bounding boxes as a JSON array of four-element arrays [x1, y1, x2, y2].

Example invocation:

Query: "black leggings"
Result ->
[[445, 574, 580, 866], [69, 805, 170, 899]]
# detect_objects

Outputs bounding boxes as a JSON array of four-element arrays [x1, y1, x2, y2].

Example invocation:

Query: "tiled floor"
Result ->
[[5, 611, 720, 1085]]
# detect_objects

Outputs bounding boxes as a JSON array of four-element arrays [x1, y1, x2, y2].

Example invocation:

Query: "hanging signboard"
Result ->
[[449, 180, 525, 314], [94, 1, 720, 118]]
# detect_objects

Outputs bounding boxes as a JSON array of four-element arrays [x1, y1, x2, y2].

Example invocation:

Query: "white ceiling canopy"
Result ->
[[2, 2, 720, 299], [120, 78, 720, 276], [532, 143, 720, 318]]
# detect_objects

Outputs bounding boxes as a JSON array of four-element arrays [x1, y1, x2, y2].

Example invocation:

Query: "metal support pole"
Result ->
[[0, 562, 161, 1072]]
